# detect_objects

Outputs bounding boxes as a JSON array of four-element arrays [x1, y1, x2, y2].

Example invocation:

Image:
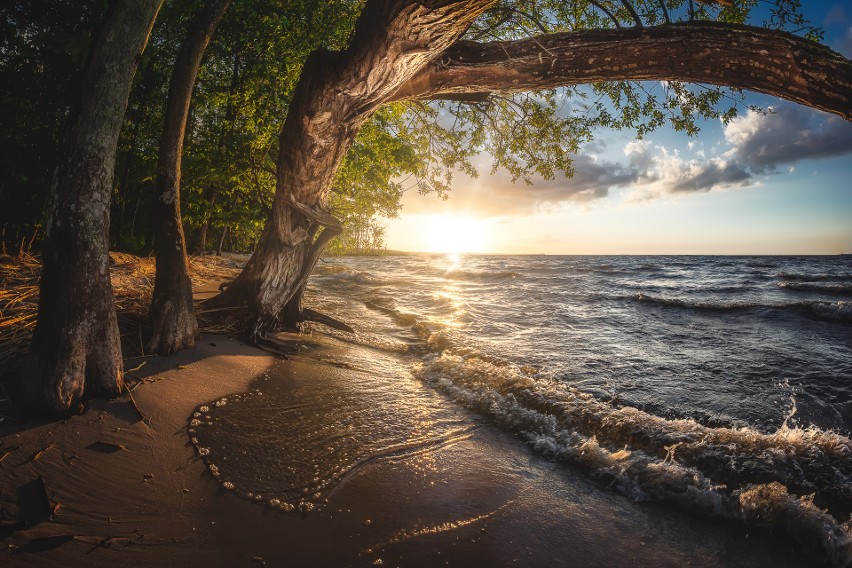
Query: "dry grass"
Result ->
[[0, 252, 245, 378], [0, 253, 40, 376]]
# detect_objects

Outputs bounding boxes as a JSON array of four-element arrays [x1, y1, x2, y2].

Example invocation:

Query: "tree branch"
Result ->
[[619, 0, 643, 27], [392, 22, 852, 120], [587, 1, 622, 29], [658, 0, 670, 24]]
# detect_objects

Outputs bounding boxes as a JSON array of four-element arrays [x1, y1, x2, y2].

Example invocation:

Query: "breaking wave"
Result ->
[[413, 337, 852, 565], [313, 264, 401, 286], [811, 301, 852, 322]]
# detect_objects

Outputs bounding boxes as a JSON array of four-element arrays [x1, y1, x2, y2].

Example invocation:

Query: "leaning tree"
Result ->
[[208, 0, 852, 338]]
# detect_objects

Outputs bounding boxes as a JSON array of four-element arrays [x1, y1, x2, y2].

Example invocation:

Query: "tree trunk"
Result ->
[[23, 0, 163, 415], [208, 0, 492, 339], [216, 225, 229, 256], [197, 216, 209, 256], [148, 0, 231, 355], [393, 22, 852, 120]]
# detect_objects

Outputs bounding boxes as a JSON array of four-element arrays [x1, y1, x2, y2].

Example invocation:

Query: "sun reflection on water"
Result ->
[[430, 254, 467, 327]]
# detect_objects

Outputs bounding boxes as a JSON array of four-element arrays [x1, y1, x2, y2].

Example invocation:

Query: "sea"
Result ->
[[191, 255, 852, 565]]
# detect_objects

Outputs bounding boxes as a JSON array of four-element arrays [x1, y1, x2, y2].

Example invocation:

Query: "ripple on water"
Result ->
[[190, 360, 476, 514]]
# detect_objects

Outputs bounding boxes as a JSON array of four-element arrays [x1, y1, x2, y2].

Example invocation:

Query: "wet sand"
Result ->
[[0, 325, 819, 567]]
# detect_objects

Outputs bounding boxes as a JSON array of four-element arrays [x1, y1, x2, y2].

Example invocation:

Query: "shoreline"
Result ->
[[1, 329, 819, 567]]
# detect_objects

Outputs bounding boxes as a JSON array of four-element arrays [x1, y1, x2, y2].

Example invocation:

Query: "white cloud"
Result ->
[[402, 103, 852, 217], [723, 104, 852, 173]]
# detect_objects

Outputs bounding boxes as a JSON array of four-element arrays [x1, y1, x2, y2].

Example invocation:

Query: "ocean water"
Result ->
[[192, 255, 852, 565]]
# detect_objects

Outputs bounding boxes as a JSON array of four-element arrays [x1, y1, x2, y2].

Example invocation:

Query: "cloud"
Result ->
[[401, 149, 639, 217], [628, 104, 852, 199], [670, 159, 752, 193], [486, 153, 637, 204], [623, 144, 754, 202], [723, 104, 852, 173], [402, 103, 852, 217]]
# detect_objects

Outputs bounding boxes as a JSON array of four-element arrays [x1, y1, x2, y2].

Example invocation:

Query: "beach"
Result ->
[[0, 327, 821, 567]]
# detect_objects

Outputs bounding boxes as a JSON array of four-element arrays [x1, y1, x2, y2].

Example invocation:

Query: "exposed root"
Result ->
[[299, 308, 354, 334], [0, 253, 245, 376]]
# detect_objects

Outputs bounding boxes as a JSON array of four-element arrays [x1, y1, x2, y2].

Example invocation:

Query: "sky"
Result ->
[[384, 2, 852, 255]]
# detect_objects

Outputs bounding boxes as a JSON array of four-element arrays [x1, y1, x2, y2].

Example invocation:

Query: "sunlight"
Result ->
[[417, 215, 491, 254]]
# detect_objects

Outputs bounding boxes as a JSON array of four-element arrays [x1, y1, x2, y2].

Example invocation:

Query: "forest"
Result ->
[[0, 0, 850, 415]]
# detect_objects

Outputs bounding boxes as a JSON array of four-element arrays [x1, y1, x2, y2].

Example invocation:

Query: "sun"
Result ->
[[420, 215, 490, 254]]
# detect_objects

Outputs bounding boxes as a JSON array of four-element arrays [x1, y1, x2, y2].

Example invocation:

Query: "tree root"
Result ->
[[297, 308, 354, 334]]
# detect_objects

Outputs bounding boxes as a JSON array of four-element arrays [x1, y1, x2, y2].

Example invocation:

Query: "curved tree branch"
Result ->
[[619, 0, 643, 27], [587, 1, 622, 29], [392, 22, 852, 120]]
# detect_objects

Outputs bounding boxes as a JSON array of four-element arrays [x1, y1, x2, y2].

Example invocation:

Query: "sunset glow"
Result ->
[[399, 214, 492, 254]]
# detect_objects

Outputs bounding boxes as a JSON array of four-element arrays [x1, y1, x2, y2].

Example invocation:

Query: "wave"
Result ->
[[313, 264, 399, 286], [778, 281, 852, 295], [746, 260, 782, 268], [776, 272, 852, 282], [413, 341, 852, 565], [809, 301, 852, 322], [630, 294, 852, 322], [364, 300, 418, 326], [443, 269, 521, 282]]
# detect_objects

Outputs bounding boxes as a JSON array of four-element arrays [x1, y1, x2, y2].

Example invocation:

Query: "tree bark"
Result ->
[[148, 0, 232, 355], [393, 22, 852, 120], [208, 0, 493, 339], [23, 0, 163, 415]]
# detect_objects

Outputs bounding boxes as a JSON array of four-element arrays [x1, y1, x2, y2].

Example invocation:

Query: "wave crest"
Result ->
[[631, 294, 852, 322], [776, 272, 852, 282], [415, 346, 852, 565], [778, 281, 852, 295]]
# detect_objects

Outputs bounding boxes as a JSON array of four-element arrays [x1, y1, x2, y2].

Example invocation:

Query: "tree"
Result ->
[[22, 0, 163, 414], [208, 0, 494, 337], [210, 0, 851, 339], [147, 0, 232, 356], [0, 1, 110, 252]]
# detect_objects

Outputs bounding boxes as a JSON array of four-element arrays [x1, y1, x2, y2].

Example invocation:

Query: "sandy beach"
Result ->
[[1, 321, 818, 567]]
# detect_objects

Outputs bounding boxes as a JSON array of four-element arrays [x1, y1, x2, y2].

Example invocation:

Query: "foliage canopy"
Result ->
[[0, 0, 827, 255]]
